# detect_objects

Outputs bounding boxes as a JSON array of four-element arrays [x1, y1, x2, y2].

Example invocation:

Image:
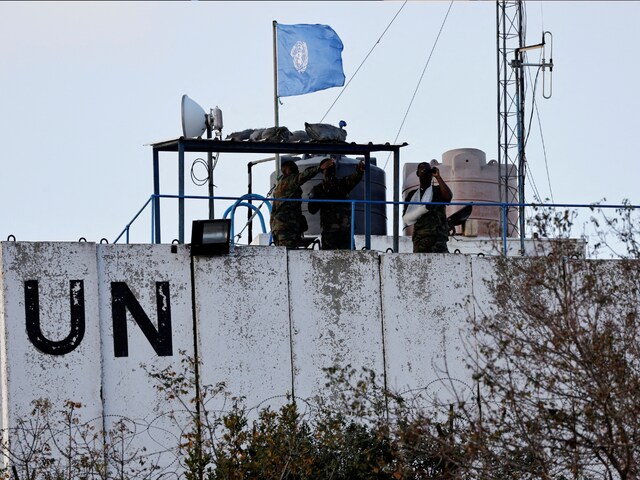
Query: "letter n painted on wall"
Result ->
[[111, 282, 173, 357]]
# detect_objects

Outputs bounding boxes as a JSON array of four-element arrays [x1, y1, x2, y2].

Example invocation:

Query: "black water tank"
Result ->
[[271, 155, 387, 235]]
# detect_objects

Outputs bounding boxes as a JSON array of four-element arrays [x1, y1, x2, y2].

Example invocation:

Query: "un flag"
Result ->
[[276, 23, 346, 97]]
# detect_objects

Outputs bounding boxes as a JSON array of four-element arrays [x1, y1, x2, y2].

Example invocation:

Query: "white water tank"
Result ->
[[269, 155, 388, 236], [402, 148, 518, 237]]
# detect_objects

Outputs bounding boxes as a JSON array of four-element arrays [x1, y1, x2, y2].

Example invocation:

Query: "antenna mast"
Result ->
[[497, 0, 553, 254], [496, 0, 524, 248]]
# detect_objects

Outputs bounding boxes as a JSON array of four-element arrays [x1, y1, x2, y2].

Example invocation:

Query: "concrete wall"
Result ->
[[381, 253, 476, 406], [289, 250, 385, 402], [97, 243, 195, 472], [194, 246, 293, 413], [0, 241, 501, 471], [0, 242, 103, 447]]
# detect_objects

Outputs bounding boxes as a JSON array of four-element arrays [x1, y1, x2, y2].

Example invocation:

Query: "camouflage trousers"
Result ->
[[272, 230, 301, 248], [321, 231, 352, 250], [412, 235, 449, 253]]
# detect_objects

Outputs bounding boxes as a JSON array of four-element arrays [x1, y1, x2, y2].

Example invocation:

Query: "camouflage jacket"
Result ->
[[403, 186, 450, 240], [270, 165, 321, 234], [308, 169, 363, 233]]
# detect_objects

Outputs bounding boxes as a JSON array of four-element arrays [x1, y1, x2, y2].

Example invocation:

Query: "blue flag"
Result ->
[[276, 23, 345, 97]]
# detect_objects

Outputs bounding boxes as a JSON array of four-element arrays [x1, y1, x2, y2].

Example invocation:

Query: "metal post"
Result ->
[[248, 162, 253, 242], [502, 203, 508, 256], [351, 201, 355, 250], [496, 1, 506, 233], [365, 152, 371, 250], [393, 148, 400, 253], [272, 21, 281, 178], [179, 140, 185, 244], [207, 123, 214, 219], [153, 148, 161, 244], [515, 47, 526, 254]]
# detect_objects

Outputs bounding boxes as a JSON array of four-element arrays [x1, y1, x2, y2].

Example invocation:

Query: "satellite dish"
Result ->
[[181, 94, 207, 138]]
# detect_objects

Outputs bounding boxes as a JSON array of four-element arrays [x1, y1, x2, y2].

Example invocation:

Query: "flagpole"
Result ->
[[272, 20, 280, 183]]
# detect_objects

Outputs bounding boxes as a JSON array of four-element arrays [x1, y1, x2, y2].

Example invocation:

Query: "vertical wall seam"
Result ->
[[286, 250, 296, 399], [95, 245, 108, 470], [378, 253, 389, 418], [469, 256, 477, 326], [189, 256, 203, 434], [468, 256, 482, 421], [0, 243, 10, 455], [467, 256, 478, 371]]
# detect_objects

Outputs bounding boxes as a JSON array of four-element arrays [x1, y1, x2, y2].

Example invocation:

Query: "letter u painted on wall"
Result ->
[[23, 280, 173, 357], [24, 280, 86, 355]]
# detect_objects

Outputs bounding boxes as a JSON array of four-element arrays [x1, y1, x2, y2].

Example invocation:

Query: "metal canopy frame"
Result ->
[[150, 138, 407, 251]]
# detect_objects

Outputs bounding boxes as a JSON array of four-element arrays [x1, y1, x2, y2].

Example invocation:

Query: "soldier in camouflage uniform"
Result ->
[[270, 159, 333, 247], [308, 158, 365, 250], [402, 162, 453, 253]]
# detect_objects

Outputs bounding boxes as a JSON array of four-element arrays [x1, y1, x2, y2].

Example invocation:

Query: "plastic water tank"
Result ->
[[402, 148, 518, 237], [270, 155, 387, 236]]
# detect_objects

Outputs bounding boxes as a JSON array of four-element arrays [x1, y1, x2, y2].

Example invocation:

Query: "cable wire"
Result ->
[[534, 95, 554, 203], [190, 154, 220, 188], [320, 1, 408, 123], [523, 63, 540, 150], [190, 158, 209, 187], [383, 0, 455, 170]]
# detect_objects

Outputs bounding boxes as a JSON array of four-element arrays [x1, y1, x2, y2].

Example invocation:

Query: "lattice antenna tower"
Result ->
[[497, 0, 553, 253], [496, 0, 524, 242]]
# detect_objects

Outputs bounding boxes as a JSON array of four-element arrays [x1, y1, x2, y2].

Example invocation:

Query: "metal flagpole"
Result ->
[[272, 20, 280, 184]]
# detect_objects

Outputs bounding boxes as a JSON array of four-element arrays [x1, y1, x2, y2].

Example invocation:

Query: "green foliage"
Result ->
[[203, 363, 475, 480], [146, 358, 474, 479]]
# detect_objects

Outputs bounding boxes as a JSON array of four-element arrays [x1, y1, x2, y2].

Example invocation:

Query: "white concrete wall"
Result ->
[[381, 253, 475, 409], [0, 242, 103, 457], [96, 243, 194, 474], [1, 240, 576, 472], [0, 245, 6, 441], [193, 246, 293, 413], [289, 250, 385, 401]]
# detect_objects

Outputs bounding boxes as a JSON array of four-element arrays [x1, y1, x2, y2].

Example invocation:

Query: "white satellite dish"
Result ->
[[181, 94, 207, 138]]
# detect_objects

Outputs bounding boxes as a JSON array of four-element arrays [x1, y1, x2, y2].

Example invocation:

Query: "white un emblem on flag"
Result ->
[[276, 23, 344, 97], [290, 41, 309, 73]]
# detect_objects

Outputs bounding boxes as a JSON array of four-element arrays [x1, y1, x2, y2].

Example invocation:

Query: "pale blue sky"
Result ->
[[1, 1, 638, 244]]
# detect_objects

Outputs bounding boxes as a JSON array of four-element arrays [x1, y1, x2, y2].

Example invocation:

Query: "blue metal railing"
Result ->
[[114, 194, 638, 256], [222, 193, 271, 244], [113, 196, 154, 245]]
